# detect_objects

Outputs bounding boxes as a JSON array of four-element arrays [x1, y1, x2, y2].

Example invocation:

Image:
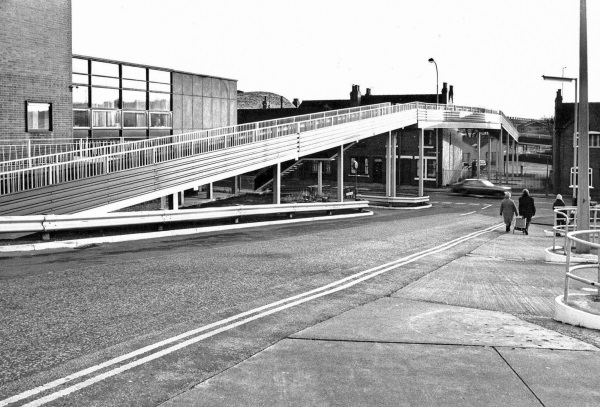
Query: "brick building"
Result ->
[[552, 89, 600, 201], [0, 0, 73, 141]]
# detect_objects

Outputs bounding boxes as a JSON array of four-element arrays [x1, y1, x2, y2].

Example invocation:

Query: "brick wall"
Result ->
[[0, 0, 73, 141]]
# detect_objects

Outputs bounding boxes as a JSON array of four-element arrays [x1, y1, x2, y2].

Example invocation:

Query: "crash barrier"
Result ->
[[563, 230, 600, 304], [0, 200, 369, 236], [553, 206, 600, 253], [355, 194, 430, 208]]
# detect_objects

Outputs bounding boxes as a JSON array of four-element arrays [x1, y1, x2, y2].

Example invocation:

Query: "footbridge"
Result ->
[[0, 102, 518, 216]]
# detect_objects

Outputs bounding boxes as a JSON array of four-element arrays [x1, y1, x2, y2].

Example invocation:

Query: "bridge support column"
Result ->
[[317, 161, 323, 196], [207, 183, 213, 200], [160, 196, 167, 210], [272, 163, 281, 204], [386, 131, 397, 197], [179, 191, 184, 207], [337, 145, 344, 202], [505, 128, 509, 184], [498, 129, 503, 184], [488, 133, 492, 180], [477, 131, 481, 179], [419, 128, 424, 197], [171, 192, 179, 211], [233, 176, 239, 195]]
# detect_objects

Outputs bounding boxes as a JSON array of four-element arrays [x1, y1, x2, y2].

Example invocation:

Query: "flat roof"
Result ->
[[73, 54, 237, 82]]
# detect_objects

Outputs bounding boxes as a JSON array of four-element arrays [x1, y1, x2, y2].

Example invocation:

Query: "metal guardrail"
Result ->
[[0, 138, 118, 162], [563, 230, 600, 304], [0, 201, 369, 234], [552, 206, 600, 253]]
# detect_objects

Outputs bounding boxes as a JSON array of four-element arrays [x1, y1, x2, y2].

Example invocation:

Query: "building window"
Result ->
[[72, 86, 89, 108], [26, 102, 52, 132], [91, 76, 119, 88], [122, 79, 147, 90], [93, 110, 121, 128], [91, 61, 119, 77], [91, 87, 119, 109], [73, 109, 90, 128], [150, 112, 172, 128], [149, 93, 170, 111], [122, 90, 146, 110], [149, 69, 170, 84], [590, 132, 600, 148], [123, 111, 147, 128], [350, 156, 368, 175], [72, 58, 89, 74], [414, 157, 437, 181], [122, 65, 146, 81]]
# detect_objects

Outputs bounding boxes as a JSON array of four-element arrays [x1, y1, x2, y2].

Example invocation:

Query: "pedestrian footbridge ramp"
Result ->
[[0, 102, 518, 215]]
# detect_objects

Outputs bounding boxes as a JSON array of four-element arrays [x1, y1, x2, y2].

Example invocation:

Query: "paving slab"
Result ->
[[165, 340, 540, 407], [498, 347, 600, 407], [397, 254, 563, 316], [469, 232, 549, 262], [290, 297, 596, 350]]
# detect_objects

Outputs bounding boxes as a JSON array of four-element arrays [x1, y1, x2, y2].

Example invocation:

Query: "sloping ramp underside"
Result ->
[[0, 103, 517, 215]]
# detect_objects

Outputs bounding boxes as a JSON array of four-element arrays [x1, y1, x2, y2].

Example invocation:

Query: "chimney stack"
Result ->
[[262, 96, 267, 109], [350, 84, 361, 107], [449, 85, 454, 104], [293, 98, 300, 108], [441, 82, 448, 104], [365, 88, 372, 96]]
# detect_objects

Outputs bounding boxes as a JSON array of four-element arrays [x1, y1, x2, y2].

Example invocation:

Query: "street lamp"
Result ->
[[542, 74, 578, 203], [429, 58, 439, 185]]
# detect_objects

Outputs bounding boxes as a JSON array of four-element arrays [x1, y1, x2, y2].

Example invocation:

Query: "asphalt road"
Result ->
[[0, 192, 559, 406]]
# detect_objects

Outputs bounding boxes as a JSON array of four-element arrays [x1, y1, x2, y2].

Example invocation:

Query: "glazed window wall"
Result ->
[[71, 57, 172, 137]]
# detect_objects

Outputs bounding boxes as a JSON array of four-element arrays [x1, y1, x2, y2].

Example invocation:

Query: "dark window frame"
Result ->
[[25, 101, 52, 133]]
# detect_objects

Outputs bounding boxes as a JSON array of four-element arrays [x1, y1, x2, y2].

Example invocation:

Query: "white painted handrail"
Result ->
[[563, 229, 600, 304]]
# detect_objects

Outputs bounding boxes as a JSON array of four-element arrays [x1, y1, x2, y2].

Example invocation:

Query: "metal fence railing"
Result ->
[[0, 101, 519, 197], [0, 138, 119, 162], [552, 206, 600, 254], [563, 229, 600, 304]]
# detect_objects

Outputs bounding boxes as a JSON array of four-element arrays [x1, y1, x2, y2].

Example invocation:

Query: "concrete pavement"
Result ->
[[162, 222, 600, 407]]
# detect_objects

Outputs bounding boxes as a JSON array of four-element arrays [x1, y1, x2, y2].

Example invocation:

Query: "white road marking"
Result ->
[[455, 203, 466, 205], [482, 204, 492, 210], [3, 224, 504, 407], [460, 211, 476, 216]]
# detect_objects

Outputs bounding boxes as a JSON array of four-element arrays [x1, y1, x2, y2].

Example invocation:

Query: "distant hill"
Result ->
[[237, 91, 295, 109]]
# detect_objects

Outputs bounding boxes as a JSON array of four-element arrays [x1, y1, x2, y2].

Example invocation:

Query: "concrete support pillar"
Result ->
[[160, 196, 167, 210], [487, 133, 492, 180], [505, 128, 509, 184], [232, 176, 239, 195], [172, 192, 179, 211], [386, 131, 393, 197], [317, 161, 323, 196], [498, 129, 504, 184], [419, 128, 424, 197], [511, 139, 515, 181], [337, 145, 344, 202], [272, 163, 281, 204], [477, 131, 481, 179], [207, 183, 213, 200], [179, 191, 185, 207], [391, 132, 397, 196]]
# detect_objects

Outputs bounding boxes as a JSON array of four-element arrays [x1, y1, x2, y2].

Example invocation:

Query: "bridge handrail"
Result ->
[[0, 102, 394, 171], [563, 229, 600, 304]]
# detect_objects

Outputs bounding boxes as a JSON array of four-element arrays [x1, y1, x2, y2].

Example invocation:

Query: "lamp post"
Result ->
[[542, 74, 578, 203], [429, 58, 439, 185]]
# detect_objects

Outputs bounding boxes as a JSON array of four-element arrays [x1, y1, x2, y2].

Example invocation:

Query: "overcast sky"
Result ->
[[72, 0, 599, 119]]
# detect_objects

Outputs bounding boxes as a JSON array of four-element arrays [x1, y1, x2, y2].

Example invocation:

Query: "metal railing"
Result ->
[[0, 101, 519, 197], [0, 138, 118, 162], [552, 206, 600, 253], [563, 230, 600, 304]]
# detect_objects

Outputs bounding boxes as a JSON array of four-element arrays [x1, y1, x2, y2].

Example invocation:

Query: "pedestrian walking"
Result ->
[[500, 191, 518, 233], [518, 189, 536, 235], [552, 194, 566, 236]]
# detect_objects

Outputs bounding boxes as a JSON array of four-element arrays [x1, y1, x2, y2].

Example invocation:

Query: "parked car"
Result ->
[[450, 179, 510, 197]]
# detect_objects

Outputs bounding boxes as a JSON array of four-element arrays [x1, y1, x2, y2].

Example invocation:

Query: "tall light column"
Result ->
[[577, 0, 590, 253], [428, 58, 439, 186]]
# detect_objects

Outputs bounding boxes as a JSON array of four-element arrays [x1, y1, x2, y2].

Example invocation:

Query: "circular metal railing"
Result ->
[[563, 229, 600, 304]]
